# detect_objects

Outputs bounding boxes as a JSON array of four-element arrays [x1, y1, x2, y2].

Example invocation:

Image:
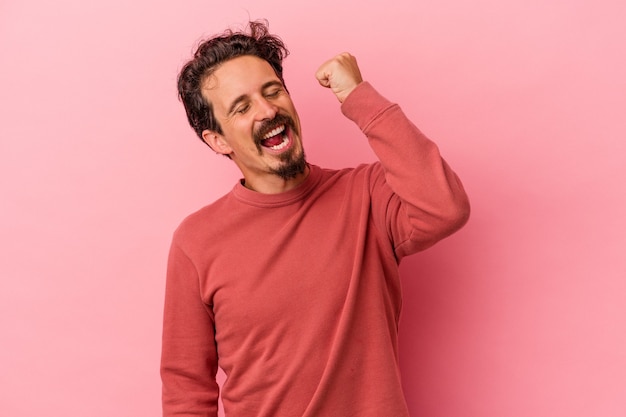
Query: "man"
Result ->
[[162, 20, 470, 417]]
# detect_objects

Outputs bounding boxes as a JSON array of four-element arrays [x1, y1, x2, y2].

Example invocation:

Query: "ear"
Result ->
[[202, 130, 232, 156]]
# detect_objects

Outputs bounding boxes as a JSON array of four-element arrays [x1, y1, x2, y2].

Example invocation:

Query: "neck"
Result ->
[[243, 165, 310, 194]]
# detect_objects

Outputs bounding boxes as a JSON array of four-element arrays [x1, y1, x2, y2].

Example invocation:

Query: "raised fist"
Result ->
[[315, 52, 363, 103]]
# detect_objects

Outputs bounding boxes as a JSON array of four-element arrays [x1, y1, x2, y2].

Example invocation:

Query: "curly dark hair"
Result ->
[[177, 20, 290, 143]]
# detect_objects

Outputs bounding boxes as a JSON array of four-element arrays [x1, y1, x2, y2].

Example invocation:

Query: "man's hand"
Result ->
[[315, 53, 363, 103]]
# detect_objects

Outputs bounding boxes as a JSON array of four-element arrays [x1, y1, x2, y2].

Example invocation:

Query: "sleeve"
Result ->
[[341, 82, 471, 259], [161, 240, 220, 416]]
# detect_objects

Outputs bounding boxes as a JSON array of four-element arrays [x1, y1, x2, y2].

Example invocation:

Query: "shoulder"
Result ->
[[171, 192, 233, 247], [316, 162, 381, 180], [311, 162, 385, 199]]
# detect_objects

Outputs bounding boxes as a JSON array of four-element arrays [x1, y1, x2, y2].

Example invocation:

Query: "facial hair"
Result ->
[[270, 148, 307, 180], [254, 113, 307, 180]]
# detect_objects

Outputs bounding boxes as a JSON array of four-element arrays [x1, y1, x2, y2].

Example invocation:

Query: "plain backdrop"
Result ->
[[1, 1, 625, 416]]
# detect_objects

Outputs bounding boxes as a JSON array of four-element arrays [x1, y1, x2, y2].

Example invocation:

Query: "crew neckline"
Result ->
[[231, 164, 322, 208]]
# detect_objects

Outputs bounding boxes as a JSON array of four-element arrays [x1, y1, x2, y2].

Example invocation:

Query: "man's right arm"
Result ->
[[161, 241, 220, 416]]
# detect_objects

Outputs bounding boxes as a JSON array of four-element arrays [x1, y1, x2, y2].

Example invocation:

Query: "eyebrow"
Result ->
[[226, 80, 284, 116]]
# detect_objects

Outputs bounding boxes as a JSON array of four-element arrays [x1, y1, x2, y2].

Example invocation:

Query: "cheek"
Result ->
[[288, 104, 300, 123], [226, 119, 255, 141]]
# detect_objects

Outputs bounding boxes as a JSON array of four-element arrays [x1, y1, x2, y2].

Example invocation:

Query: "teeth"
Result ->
[[263, 125, 285, 140], [269, 135, 289, 150]]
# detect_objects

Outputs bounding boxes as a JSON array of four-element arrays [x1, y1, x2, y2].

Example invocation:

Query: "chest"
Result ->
[[204, 197, 363, 324]]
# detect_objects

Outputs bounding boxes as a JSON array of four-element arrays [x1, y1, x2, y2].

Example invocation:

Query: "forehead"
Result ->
[[201, 55, 280, 108]]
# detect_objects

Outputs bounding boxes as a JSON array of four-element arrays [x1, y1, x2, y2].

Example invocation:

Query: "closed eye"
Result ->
[[235, 103, 250, 114], [264, 89, 282, 99]]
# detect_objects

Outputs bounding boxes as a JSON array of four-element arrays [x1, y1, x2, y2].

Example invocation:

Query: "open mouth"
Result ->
[[260, 124, 290, 151]]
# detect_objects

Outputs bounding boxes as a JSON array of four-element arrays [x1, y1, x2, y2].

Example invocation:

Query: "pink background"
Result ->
[[1, 1, 625, 416]]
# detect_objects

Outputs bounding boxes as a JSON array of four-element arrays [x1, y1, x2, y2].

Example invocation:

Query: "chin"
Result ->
[[272, 151, 307, 180]]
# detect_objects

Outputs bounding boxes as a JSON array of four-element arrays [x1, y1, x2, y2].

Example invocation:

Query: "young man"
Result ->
[[162, 20, 470, 417]]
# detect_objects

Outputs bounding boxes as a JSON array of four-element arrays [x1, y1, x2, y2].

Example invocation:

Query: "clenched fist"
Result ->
[[315, 53, 363, 103]]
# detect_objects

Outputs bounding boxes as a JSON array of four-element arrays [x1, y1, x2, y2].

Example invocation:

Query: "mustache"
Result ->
[[253, 113, 296, 144]]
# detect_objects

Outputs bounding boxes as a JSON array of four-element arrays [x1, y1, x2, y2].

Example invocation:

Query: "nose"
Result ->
[[256, 97, 278, 121]]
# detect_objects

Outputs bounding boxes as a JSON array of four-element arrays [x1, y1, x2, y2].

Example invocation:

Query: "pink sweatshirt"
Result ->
[[161, 82, 470, 416]]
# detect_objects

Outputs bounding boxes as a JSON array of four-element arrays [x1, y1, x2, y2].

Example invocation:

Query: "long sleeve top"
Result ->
[[161, 82, 470, 416]]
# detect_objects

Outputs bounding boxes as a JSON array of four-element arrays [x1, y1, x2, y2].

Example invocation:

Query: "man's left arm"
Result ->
[[317, 53, 470, 257]]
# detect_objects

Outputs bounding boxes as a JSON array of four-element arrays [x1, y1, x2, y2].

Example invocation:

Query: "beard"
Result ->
[[254, 113, 307, 180], [270, 148, 307, 180]]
